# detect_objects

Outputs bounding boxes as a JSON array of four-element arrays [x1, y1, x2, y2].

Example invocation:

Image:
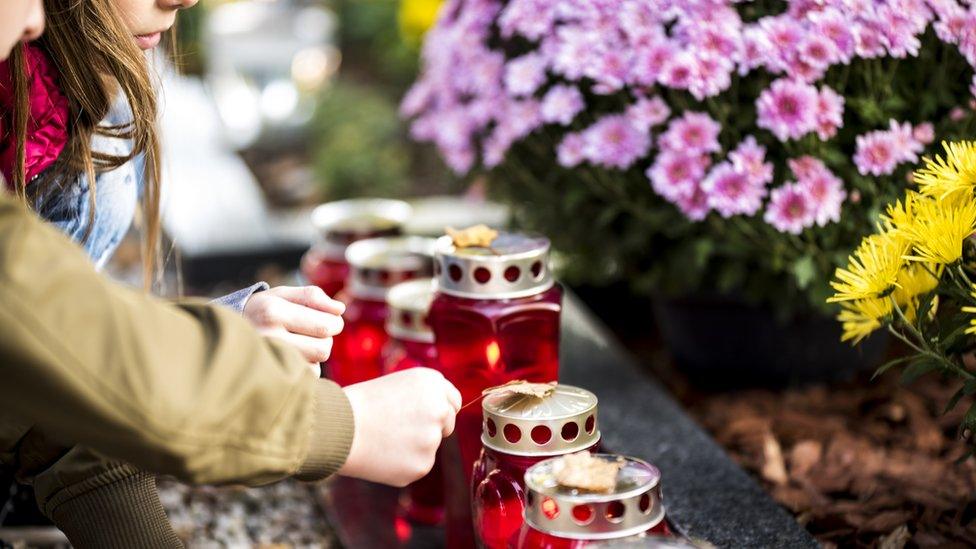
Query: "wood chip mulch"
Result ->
[[691, 371, 976, 548]]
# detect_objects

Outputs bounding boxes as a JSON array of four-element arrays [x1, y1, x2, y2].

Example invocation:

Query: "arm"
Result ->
[[0, 195, 352, 485]]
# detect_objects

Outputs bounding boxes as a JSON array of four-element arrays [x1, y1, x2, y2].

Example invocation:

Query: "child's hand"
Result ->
[[244, 286, 345, 368], [339, 368, 462, 487]]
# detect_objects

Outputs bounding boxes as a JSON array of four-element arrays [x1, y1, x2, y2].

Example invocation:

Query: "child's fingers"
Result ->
[[443, 379, 462, 414], [271, 286, 346, 315], [276, 299, 344, 337], [268, 330, 334, 363]]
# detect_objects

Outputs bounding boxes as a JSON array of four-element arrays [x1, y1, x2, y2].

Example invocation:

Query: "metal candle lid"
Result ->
[[345, 237, 436, 301], [434, 232, 554, 299], [482, 384, 599, 457], [524, 454, 665, 540], [386, 279, 435, 343], [311, 199, 412, 259]]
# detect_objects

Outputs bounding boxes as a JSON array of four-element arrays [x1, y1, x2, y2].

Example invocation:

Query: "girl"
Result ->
[[1, 0, 346, 366], [0, 0, 349, 545]]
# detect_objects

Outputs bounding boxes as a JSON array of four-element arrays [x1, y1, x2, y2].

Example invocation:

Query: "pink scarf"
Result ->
[[0, 43, 69, 187]]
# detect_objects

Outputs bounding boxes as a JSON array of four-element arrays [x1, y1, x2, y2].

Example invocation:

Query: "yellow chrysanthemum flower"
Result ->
[[838, 297, 892, 343], [828, 232, 908, 303], [901, 194, 976, 265], [880, 192, 917, 235], [399, 0, 444, 42], [892, 263, 941, 321], [913, 141, 976, 199]]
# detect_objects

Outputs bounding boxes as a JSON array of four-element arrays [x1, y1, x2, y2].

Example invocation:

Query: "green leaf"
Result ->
[[962, 401, 976, 432], [792, 256, 817, 290], [900, 358, 942, 385], [945, 385, 967, 415], [872, 355, 916, 380]]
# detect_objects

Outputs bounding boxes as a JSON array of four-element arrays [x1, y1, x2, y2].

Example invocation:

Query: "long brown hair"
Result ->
[[9, 0, 163, 289]]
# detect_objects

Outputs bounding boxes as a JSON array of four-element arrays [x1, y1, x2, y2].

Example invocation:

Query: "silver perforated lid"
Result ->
[[385, 279, 435, 343], [524, 454, 665, 540], [344, 237, 436, 301], [433, 232, 553, 299], [482, 384, 599, 457], [311, 199, 412, 259]]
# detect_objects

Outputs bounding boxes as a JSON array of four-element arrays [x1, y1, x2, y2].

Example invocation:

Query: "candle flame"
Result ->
[[486, 340, 501, 370]]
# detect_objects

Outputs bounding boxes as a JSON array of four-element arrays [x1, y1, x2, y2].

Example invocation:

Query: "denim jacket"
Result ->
[[31, 97, 266, 311]]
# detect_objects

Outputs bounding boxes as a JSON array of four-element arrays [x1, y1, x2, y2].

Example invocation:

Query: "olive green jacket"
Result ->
[[0, 195, 354, 546]]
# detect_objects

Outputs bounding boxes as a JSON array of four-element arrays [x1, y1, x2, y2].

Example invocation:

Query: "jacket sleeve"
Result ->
[[0, 196, 353, 486], [210, 281, 270, 314], [11, 432, 184, 549]]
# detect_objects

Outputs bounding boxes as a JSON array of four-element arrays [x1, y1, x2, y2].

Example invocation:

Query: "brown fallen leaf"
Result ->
[[761, 431, 788, 485], [553, 451, 623, 493], [860, 511, 913, 533], [879, 524, 911, 549], [446, 225, 498, 248], [789, 439, 823, 478], [482, 380, 557, 399]]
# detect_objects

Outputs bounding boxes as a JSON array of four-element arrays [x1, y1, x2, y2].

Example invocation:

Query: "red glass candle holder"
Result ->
[[472, 384, 600, 549], [383, 279, 445, 527], [427, 233, 562, 548], [300, 199, 411, 297], [328, 236, 435, 387], [517, 454, 669, 549]]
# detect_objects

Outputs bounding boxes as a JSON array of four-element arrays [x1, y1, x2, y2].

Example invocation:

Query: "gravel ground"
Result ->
[[157, 478, 338, 548]]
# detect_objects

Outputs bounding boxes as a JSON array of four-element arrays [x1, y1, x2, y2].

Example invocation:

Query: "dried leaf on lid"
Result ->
[[482, 379, 557, 399], [553, 451, 624, 493], [446, 225, 499, 248]]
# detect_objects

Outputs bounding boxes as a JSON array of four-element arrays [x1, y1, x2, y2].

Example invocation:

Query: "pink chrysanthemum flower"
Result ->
[[814, 85, 845, 140], [658, 111, 722, 155], [581, 114, 651, 170], [798, 34, 840, 71], [541, 85, 585, 126], [756, 78, 819, 142], [556, 133, 586, 168], [853, 131, 899, 176], [647, 150, 709, 203], [442, 145, 476, 175], [701, 161, 767, 218], [913, 122, 935, 145], [678, 185, 711, 221], [630, 41, 676, 87], [658, 50, 697, 91], [690, 56, 733, 100], [504, 52, 548, 97], [758, 16, 804, 73], [483, 127, 515, 169], [887, 119, 924, 162], [764, 183, 817, 234], [627, 95, 670, 133], [800, 167, 847, 227], [810, 8, 856, 63], [729, 136, 774, 186]]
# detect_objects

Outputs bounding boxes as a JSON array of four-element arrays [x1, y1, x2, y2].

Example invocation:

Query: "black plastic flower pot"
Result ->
[[652, 294, 889, 388]]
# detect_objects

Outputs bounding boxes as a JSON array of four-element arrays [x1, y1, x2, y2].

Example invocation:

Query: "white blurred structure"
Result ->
[[205, 0, 340, 150]]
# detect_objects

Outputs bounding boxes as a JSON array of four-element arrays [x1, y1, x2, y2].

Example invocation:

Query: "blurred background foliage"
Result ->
[[175, 0, 455, 204]]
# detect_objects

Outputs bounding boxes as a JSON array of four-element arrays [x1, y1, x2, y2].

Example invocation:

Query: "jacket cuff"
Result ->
[[46, 471, 183, 548], [295, 380, 354, 481], [209, 281, 270, 314]]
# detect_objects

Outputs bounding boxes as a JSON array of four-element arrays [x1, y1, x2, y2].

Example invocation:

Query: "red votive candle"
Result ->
[[472, 384, 600, 549], [328, 236, 435, 387], [300, 199, 411, 297], [383, 279, 445, 527], [517, 454, 670, 549], [428, 232, 562, 548]]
